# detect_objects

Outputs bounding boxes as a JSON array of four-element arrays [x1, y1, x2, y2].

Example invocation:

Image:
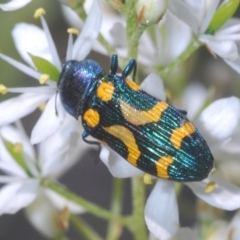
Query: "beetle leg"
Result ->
[[122, 59, 137, 81], [82, 131, 100, 146]]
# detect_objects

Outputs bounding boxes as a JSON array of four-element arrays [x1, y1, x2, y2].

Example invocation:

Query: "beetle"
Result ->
[[57, 55, 214, 182]]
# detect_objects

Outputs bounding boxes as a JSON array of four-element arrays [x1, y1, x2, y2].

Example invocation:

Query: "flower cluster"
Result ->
[[1, 0, 240, 240]]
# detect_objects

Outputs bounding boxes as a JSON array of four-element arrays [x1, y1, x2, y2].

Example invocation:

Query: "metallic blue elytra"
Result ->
[[57, 55, 214, 182]]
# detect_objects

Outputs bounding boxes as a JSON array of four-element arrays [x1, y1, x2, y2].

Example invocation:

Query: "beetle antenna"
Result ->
[[55, 90, 59, 117]]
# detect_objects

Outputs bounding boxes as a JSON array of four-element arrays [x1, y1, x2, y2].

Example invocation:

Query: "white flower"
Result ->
[[204, 209, 240, 240], [0, 0, 31, 11], [0, 116, 86, 238], [0, 1, 101, 144], [100, 74, 240, 240], [150, 227, 200, 240], [169, 0, 240, 73], [62, 1, 191, 67]]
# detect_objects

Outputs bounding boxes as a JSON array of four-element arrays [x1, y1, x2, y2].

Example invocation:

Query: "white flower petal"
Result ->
[[25, 191, 60, 238], [156, 11, 192, 65], [141, 73, 166, 101], [217, 22, 240, 36], [7, 86, 55, 94], [145, 180, 179, 240], [66, 33, 73, 61], [138, 30, 156, 66], [0, 92, 52, 126], [0, 180, 38, 215], [12, 23, 53, 67], [100, 146, 143, 178], [1, 124, 34, 157], [174, 228, 200, 240], [61, 5, 83, 29], [196, 97, 240, 145], [226, 210, 240, 239], [186, 177, 240, 210], [109, 22, 127, 49], [0, 53, 41, 79], [181, 82, 207, 120], [224, 57, 240, 74], [0, 127, 27, 178], [200, 35, 238, 60], [169, 0, 199, 34], [39, 17, 61, 70], [0, 161, 27, 178], [31, 94, 66, 144], [0, 0, 31, 11], [43, 188, 85, 214], [39, 115, 83, 177], [199, 0, 219, 34], [72, 0, 102, 60]]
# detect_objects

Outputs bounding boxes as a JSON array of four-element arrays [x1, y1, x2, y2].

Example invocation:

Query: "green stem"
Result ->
[[158, 38, 203, 79], [125, 0, 138, 59], [70, 215, 103, 240], [128, 24, 147, 60], [41, 179, 114, 221], [106, 178, 124, 240], [125, 176, 147, 240], [104, 0, 124, 11]]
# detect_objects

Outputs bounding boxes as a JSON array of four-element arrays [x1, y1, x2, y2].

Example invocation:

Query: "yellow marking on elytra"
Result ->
[[0, 84, 7, 95], [67, 28, 79, 35], [125, 79, 141, 91], [97, 82, 115, 102], [83, 109, 100, 128], [34, 8, 46, 19], [170, 121, 195, 149], [156, 156, 174, 179], [13, 143, 23, 153], [103, 125, 140, 166], [39, 74, 50, 85], [205, 181, 216, 193], [120, 99, 168, 125], [143, 173, 153, 184]]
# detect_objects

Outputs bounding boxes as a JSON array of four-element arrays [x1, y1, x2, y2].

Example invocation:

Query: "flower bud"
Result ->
[[136, 0, 168, 26]]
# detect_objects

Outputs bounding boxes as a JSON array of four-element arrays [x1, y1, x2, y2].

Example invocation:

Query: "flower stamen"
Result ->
[[13, 143, 23, 153], [34, 8, 46, 19], [67, 28, 79, 36], [39, 74, 50, 85], [0, 84, 7, 94], [39, 102, 47, 111], [143, 173, 153, 184], [55, 207, 70, 231], [205, 181, 216, 193]]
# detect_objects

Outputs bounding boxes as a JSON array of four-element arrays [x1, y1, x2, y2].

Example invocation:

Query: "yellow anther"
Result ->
[[165, 89, 172, 101], [205, 181, 216, 193], [39, 74, 50, 85], [13, 143, 23, 153], [0, 84, 7, 95], [56, 207, 70, 231], [67, 28, 79, 35], [39, 102, 47, 111], [34, 8, 46, 19], [143, 173, 153, 185]]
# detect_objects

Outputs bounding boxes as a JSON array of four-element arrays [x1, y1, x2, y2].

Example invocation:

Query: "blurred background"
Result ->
[[0, 0, 240, 239]]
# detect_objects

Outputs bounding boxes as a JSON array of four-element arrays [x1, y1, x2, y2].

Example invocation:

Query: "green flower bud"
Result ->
[[136, 0, 168, 26]]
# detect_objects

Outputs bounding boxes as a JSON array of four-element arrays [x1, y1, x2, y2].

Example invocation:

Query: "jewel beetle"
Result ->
[[57, 55, 214, 182]]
